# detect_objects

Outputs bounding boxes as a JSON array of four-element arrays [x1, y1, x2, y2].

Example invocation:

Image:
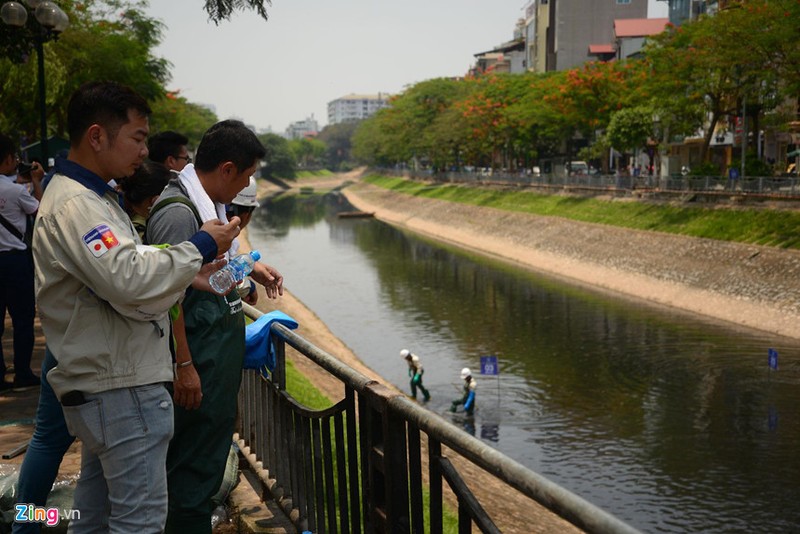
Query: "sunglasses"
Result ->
[[174, 155, 192, 163]]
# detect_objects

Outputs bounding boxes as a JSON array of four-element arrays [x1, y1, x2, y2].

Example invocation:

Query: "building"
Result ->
[[614, 18, 669, 60], [285, 115, 319, 140], [471, 20, 527, 75], [659, 0, 723, 26], [522, 0, 648, 72], [327, 94, 391, 125]]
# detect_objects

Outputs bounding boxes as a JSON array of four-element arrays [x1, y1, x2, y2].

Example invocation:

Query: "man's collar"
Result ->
[[55, 158, 119, 199]]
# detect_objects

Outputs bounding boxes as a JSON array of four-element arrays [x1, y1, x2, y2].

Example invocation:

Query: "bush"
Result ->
[[689, 162, 721, 176]]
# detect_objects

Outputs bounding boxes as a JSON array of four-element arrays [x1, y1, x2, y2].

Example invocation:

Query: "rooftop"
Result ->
[[614, 17, 669, 38]]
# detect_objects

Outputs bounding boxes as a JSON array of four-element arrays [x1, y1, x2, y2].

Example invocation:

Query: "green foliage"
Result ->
[[149, 93, 218, 147], [729, 155, 774, 178], [606, 106, 656, 152], [258, 133, 296, 179], [203, 0, 270, 24], [288, 137, 326, 169], [316, 121, 360, 171], [688, 161, 721, 176]]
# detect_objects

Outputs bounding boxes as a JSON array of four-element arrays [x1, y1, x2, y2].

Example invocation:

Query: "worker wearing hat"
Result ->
[[400, 349, 431, 401], [450, 367, 476, 415]]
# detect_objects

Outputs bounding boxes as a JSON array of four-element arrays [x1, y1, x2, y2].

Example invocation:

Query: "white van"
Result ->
[[568, 161, 589, 176]]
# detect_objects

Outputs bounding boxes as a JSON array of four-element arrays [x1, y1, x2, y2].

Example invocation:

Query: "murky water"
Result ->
[[247, 192, 800, 533]]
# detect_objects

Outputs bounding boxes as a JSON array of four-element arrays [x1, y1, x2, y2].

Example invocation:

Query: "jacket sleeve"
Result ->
[[40, 192, 202, 316]]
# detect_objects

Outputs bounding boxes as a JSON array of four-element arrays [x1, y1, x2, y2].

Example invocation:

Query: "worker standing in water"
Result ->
[[400, 349, 431, 401], [450, 367, 476, 416]]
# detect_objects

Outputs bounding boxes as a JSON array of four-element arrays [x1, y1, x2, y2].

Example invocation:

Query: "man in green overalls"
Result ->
[[146, 120, 283, 534]]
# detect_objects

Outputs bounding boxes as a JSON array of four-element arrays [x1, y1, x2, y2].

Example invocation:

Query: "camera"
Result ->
[[17, 161, 34, 175]]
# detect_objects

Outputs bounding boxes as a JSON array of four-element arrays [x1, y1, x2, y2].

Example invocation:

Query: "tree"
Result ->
[[317, 121, 361, 171], [149, 92, 218, 147], [289, 138, 326, 169], [203, 0, 270, 24], [258, 133, 296, 178]]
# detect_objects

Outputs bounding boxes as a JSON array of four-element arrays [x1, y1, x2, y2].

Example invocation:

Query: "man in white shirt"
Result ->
[[0, 133, 43, 392]]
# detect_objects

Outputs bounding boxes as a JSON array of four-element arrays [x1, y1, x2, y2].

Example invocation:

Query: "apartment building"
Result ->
[[522, 0, 648, 72], [285, 115, 319, 140], [327, 94, 391, 125]]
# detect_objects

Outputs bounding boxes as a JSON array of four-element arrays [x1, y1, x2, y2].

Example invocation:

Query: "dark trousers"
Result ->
[[0, 251, 35, 380]]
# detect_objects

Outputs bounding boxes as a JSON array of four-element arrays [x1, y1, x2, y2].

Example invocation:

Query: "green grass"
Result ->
[[283, 358, 458, 532], [363, 175, 800, 249], [295, 169, 335, 180]]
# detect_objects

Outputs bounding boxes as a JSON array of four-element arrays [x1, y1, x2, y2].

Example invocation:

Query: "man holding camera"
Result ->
[[0, 133, 43, 392]]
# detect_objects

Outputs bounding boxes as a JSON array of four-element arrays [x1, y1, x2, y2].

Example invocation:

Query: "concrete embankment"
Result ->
[[342, 181, 800, 340]]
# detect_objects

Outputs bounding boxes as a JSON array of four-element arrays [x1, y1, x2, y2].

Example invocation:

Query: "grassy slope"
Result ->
[[363, 175, 800, 249]]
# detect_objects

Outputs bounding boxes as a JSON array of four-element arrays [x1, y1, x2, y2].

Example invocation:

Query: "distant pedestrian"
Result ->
[[148, 130, 191, 173], [0, 133, 43, 392], [400, 349, 430, 401], [450, 367, 476, 416]]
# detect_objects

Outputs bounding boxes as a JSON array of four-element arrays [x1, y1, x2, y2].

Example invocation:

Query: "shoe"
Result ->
[[0, 381, 13, 394], [423, 394, 431, 402], [12, 374, 40, 392]]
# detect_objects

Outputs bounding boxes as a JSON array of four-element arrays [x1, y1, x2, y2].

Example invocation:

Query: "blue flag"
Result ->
[[480, 355, 499, 376], [768, 348, 778, 370]]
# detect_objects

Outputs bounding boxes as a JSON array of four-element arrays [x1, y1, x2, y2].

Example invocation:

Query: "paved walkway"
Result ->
[[0, 316, 294, 533]]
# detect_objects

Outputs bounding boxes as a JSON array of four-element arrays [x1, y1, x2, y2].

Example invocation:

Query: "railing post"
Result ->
[[359, 382, 410, 533]]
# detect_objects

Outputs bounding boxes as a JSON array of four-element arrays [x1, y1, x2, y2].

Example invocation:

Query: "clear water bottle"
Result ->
[[209, 250, 261, 294]]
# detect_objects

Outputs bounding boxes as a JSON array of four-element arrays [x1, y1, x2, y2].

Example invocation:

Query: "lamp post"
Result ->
[[1, 0, 68, 169]]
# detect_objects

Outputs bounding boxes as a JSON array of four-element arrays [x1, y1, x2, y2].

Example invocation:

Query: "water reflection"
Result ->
[[248, 192, 800, 533]]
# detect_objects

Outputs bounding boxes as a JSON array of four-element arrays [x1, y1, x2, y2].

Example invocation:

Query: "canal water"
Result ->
[[246, 191, 800, 533]]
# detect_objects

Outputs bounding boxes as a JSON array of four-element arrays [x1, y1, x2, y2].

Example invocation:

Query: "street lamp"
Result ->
[[1, 0, 69, 169]]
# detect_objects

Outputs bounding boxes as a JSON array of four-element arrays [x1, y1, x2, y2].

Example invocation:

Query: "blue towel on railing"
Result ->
[[244, 310, 299, 370]]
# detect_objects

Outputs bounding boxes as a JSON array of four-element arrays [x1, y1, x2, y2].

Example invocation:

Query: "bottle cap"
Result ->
[[250, 250, 261, 261]]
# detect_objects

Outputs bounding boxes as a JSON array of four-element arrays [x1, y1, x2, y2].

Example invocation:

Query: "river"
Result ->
[[246, 191, 800, 533]]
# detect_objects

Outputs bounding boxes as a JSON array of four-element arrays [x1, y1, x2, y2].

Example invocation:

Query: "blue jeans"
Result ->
[[0, 251, 36, 380], [62, 384, 174, 534], [13, 347, 75, 534]]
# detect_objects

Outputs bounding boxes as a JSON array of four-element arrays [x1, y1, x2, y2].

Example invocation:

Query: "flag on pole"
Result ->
[[768, 348, 778, 370], [480, 356, 499, 376]]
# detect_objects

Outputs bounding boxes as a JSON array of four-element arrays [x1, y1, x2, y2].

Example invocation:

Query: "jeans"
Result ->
[[62, 384, 174, 534], [0, 251, 36, 380], [13, 348, 75, 534]]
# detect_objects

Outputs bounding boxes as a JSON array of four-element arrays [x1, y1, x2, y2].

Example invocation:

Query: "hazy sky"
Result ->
[[146, 1, 668, 134]]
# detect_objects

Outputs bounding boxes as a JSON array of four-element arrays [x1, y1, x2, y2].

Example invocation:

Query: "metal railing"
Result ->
[[238, 303, 641, 534], [378, 168, 800, 199]]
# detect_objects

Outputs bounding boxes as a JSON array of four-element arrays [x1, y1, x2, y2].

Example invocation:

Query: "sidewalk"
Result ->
[[0, 315, 294, 533]]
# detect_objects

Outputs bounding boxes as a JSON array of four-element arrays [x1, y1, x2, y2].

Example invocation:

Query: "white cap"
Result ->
[[400, 349, 410, 358], [460, 367, 471, 380], [232, 176, 259, 207]]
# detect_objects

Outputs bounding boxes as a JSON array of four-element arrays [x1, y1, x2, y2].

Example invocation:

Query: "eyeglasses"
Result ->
[[174, 155, 192, 163], [229, 205, 256, 216]]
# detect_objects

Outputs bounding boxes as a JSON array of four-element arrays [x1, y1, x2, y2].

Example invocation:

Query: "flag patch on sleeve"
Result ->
[[83, 224, 120, 258]]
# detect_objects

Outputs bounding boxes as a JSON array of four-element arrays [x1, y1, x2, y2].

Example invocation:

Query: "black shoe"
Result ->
[[12, 374, 40, 392], [0, 381, 13, 394]]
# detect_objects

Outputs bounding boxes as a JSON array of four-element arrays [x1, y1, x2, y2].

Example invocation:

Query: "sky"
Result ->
[[146, 0, 668, 135]]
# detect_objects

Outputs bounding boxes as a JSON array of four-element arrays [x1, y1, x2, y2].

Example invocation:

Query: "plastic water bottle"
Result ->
[[209, 250, 261, 294]]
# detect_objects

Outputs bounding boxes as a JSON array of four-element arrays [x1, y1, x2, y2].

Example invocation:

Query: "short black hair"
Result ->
[[147, 131, 189, 164], [67, 81, 151, 147], [194, 120, 265, 173], [0, 133, 15, 161], [118, 160, 172, 207]]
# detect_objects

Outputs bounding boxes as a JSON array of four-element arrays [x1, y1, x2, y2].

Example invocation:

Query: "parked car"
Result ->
[[567, 161, 589, 176]]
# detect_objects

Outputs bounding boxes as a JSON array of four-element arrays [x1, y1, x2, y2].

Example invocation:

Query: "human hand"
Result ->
[[174, 364, 202, 410], [251, 262, 284, 299], [30, 161, 44, 183], [200, 216, 241, 256], [192, 258, 230, 294]]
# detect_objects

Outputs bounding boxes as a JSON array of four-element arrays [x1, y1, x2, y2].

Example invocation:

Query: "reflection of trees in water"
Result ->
[[339, 219, 800, 504], [258, 194, 800, 531], [256, 194, 330, 237]]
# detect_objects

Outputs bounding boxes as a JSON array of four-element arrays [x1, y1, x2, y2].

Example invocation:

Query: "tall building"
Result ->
[[660, 0, 722, 26], [522, 0, 648, 72], [327, 94, 391, 125], [285, 115, 319, 140]]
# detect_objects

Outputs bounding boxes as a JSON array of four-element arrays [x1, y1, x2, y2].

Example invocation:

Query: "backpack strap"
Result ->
[[145, 196, 204, 245]]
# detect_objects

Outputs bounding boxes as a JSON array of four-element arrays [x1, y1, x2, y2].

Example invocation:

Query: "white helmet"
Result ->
[[400, 349, 410, 358], [232, 176, 259, 207], [460, 367, 472, 380]]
